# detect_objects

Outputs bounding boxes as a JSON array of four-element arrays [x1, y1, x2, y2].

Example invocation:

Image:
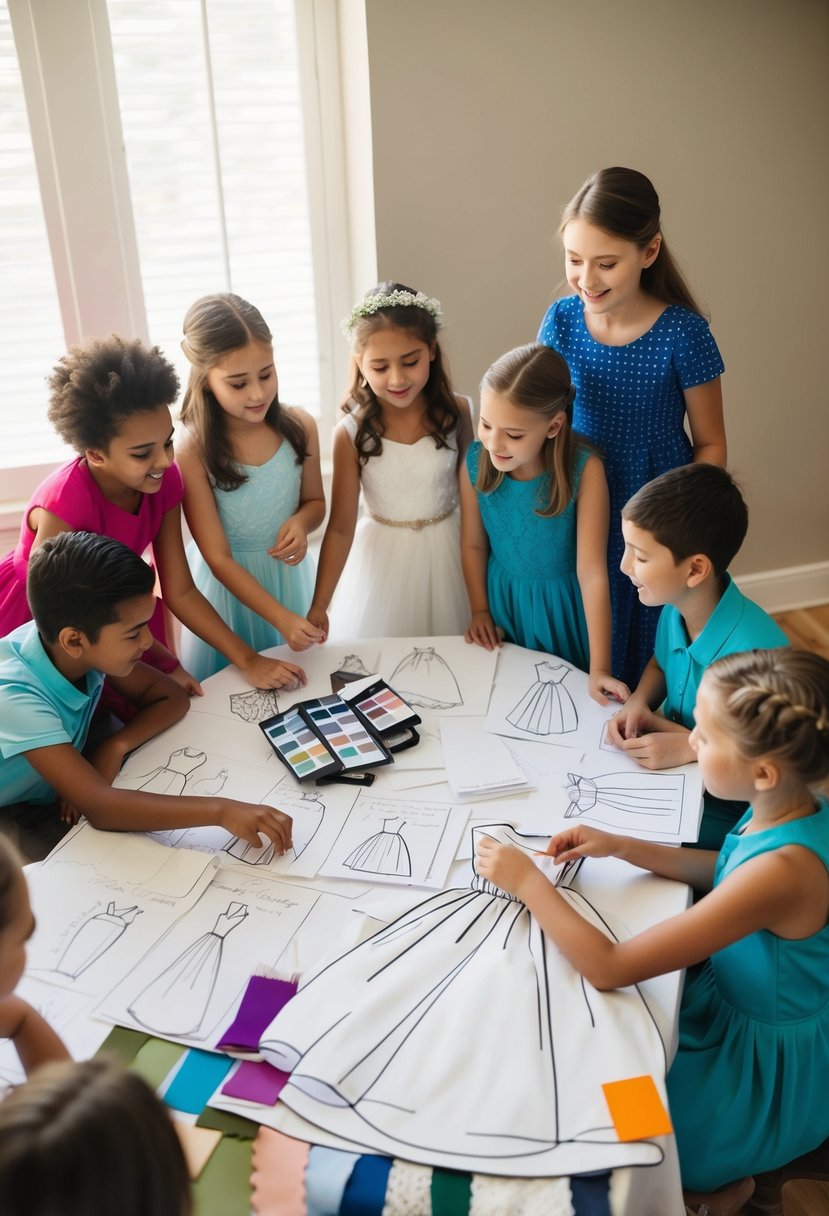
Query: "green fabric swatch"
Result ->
[[131, 1037, 186, 1091], [431, 1167, 472, 1216], [195, 1106, 261, 1141], [94, 1026, 151, 1067], [192, 1135, 253, 1216]]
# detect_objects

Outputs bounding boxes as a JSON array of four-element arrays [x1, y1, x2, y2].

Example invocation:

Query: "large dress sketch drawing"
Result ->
[[506, 662, 577, 735], [127, 901, 248, 1037], [225, 789, 326, 867], [390, 647, 462, 710], [343, 816, 411, 877], [260, 825, 667, 1177], [564, 772, 685, 831], [54, 903, 142, 979]]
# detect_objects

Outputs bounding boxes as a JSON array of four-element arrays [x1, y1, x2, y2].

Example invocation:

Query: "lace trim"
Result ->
[[369, 505, 455, 531], [469, 1174, 573, 1216], [381, 1159, 432, 1215]]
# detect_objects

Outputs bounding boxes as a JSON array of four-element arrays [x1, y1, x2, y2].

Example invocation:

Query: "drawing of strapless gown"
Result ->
[[507, 662, 577, 735], [390, 647, 462, 709], [55, 903, 142, 978], [343, 817, 411, 876], [564, 772, 684, 822], [118, 747, 207, 794], [127, 901, 248, 1037]]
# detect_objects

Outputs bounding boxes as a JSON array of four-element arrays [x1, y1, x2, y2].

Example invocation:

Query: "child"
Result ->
[[0, 531, 293, 852], [0, 335, 303, 693], [308, 282, 473, 639], [0, 835, 68, 1074], [0, 1057, 191, 1215], [476, 648, 829, 1207], [177, 294, 326, 679], [537, 166, 727, 687], [606, 463, 788, 848], [461, 343, 628, 707]]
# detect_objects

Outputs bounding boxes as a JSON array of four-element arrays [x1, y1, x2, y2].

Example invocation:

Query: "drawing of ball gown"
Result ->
[[564, 772, 685, 826], [128, 902, 248, 1037], [507, 662, 577, 735], [343, 817, 411, 877], [260, 825, 667, 1177], [225, 790, 325, 865], [117, 747, 207, 795], [390, 647, 462, 710]]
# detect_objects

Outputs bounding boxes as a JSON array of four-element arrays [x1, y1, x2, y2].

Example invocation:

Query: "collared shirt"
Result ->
[[656, 573, 789, 729], [0, 621, 104, 805]]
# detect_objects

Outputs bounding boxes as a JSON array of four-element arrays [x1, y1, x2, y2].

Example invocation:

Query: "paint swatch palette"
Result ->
[[340, 676, 422, 738], [260, 694, 393, 784]]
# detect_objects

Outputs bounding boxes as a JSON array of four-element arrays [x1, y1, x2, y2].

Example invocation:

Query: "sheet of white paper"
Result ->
[[385, 710, 445, 771], [378, 636, 498, 717], [114, 716, 276, 797], [485, 652, 616, 750], [0, 975, 111, 1090], [440, 716, 529, 795], [319, 793, 471, 889]]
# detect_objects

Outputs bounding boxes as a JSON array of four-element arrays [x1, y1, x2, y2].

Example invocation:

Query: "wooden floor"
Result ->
[[772, 603, 829, 660]]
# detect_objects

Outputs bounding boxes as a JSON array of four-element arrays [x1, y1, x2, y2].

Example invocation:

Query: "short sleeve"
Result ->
[[34, 461, 107, 533], [0, 684, 73, 760], [160, 461, 185, 510], [537, 298, 565, 346], [465, 440, 482, 483], [673, 311, 725, 390]]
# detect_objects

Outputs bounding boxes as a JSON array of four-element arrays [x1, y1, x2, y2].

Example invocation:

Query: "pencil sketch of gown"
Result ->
[[127, 901, 248, 1037], [225, 790, 325, 866], [343, 816, 411, 876], [260, 824, 666, 1177], [507, 662, 577, 735], [54, 903, 142, 978], [390, 647, 462, 710], [117, 747, 207, 794], [564, 771, 685, 830]]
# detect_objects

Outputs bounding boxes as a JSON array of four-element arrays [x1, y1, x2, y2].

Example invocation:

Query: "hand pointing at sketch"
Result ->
[[219, 800, 293, 853]]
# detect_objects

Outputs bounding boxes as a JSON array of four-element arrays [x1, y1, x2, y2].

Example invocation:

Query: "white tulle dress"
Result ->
[[328, 414, 469, 639]]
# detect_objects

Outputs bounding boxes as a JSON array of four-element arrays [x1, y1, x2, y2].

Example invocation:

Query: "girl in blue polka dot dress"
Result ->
[[538, 167, 726, 688]]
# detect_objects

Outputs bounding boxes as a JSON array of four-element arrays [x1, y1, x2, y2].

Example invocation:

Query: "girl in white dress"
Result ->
[[308, 283, 472, 639]]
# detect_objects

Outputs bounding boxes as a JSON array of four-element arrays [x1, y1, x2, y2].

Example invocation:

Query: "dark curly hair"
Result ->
[[47, 336, 179, 453], [344, 282, 461, 466]]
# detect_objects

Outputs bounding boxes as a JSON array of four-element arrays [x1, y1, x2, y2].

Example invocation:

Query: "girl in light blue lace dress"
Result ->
[[177, 295, 325, 681], [460, 343, 628, 707]]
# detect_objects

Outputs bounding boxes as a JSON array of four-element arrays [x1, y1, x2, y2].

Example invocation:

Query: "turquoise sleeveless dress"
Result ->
[[180, 442, 315, 680], [668, 797, 829, 1190], [466, 441, 591, 668]]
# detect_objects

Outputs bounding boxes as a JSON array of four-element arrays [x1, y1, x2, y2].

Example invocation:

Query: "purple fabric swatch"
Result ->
[[221, 1059, 289, 1105], [215, 974, 297, 1055]]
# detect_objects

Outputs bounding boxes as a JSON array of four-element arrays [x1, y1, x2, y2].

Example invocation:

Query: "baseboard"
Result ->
[[734, 561, 829, 615]]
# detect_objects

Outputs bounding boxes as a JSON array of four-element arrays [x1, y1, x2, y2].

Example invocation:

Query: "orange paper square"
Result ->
[[602, 1074, 673, 1142]]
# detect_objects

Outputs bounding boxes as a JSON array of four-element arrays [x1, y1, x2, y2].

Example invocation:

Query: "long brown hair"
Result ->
[[344, 282, 460, 466], [560, 167, 705, 316], [180, 293, 308, 490], [477, 343, 587, 517]]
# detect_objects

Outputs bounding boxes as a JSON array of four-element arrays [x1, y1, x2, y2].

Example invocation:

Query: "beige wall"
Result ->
[[360, 0, 829, 579]]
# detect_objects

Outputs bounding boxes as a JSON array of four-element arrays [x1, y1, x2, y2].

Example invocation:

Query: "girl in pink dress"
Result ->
[[0, 336, 304, 693]]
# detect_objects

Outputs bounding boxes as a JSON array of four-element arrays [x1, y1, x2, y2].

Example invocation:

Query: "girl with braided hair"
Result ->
[[476, 647, 829, 1210]]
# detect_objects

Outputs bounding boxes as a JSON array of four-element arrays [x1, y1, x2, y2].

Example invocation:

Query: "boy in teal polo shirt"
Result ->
[[606, 464, 788, 848], [0, 531, 292, 855]]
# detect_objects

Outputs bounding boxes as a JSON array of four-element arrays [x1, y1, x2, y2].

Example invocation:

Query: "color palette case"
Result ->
[[339, 678, 422, 737], [259, 695, 392, 783], [259, 707, 343, 782]]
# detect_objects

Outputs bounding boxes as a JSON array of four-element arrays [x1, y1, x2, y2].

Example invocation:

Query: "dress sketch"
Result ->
[[191, 769, 228, 796], [127, 901, 248, 1037], [225, 790, 325, 866], [564, 772, 685, 828], [230, 688, 280, 724], [117, 747, 207, 794], [506, 662, 577, 735], [331, 655, 372, 691], [390, 648, 462, 710], [54, 903, 142, 978], [260, 825, 666, 1177], [343, 816, 411, 877]]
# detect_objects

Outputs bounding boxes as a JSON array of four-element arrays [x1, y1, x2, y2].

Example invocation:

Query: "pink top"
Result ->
[[0, 458, 184, 660]]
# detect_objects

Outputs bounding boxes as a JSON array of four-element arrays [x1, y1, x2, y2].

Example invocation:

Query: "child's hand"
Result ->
[[604, 700, 656, 747], [269, 516, 309, 565], [0, 996, 69, 1073], [616, 729, 694, 771], [240, 654, 307, 691], [168, 663, 204, 697], [588, 671, 630, 707], [219, 800, 293, 853], [282, 613, 326, 651], [475, 836, 535, 897], [547, 825, 619, 865], [307, 604, 329, 641], [464, 611, 504, 650]]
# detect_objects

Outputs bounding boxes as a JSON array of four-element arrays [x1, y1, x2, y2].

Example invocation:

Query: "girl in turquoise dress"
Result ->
[[460, 342, 628, 707], [477, 648, 829, 1211], [177, 295, 326, 681]]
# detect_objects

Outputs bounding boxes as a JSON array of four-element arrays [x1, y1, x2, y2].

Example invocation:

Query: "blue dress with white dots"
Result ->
[[537, 296, 724, 686]]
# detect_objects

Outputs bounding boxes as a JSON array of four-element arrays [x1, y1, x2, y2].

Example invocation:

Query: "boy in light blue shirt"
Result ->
[[607, 464, 788, 848]]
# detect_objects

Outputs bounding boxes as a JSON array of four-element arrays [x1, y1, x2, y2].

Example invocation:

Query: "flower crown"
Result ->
[[341, 290, 443, 335]]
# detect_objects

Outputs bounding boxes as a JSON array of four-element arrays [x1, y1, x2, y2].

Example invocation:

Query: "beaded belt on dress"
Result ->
[[368, 505, 455, 531]]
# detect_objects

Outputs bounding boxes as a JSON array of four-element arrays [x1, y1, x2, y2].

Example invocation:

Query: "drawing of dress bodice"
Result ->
[[343, 817, 411, 876], [260, 824, 666, 1177], [564, 771, 685, 826], [128, 901, 248, 1037], [507, 662, 577, 735], [120, 747, 207, 795], [390, 648, 462, 710]]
